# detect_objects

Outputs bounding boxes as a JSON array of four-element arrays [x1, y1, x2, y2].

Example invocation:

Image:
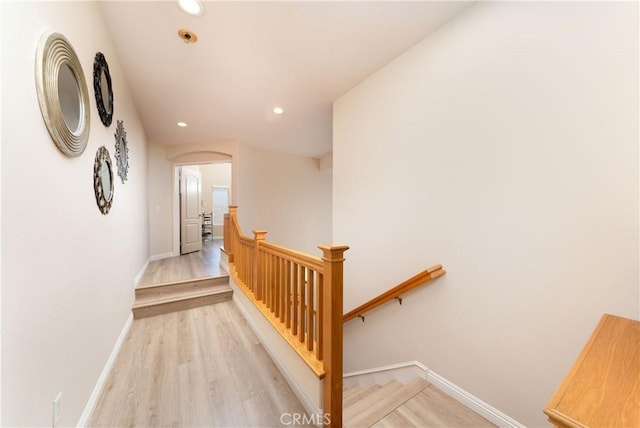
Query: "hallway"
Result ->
[[89, 302, 310, 427], [139, 240, 226, 286]]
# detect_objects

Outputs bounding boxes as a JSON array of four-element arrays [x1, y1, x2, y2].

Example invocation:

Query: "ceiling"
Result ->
[[100, 1, 471, 157]]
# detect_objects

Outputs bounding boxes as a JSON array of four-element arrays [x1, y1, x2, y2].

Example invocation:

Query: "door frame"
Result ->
[[172, 160, 233, 257]]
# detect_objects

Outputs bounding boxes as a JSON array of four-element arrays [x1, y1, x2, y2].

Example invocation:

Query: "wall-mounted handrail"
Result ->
[[224, 206, 348, 427], [343, 264, 445, 323]]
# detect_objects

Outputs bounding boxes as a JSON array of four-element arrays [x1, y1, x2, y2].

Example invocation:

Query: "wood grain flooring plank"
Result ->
[[373, 385, 495, 428], [343, 384, 381, 408], [345, 378, 428, 427], [89, 302, 308, 427]]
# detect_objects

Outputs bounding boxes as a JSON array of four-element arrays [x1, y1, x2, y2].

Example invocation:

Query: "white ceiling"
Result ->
[[100, 1, 471, 157]]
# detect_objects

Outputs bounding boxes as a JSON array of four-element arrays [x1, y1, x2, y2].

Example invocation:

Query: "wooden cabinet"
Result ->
[[544, 314, 639, 428]]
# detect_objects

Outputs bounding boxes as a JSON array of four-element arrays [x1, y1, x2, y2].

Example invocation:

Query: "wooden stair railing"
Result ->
[[343, 264, 445, 323], [224, 206, 348, 427]]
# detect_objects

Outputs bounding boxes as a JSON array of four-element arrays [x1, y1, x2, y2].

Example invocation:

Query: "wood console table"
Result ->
[[544, 314, 639, 427]]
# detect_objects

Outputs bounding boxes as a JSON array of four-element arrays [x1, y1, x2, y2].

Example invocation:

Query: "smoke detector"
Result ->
[[178, 29, 198, 44]]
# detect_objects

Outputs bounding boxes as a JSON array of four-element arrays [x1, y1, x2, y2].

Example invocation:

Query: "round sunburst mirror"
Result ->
[[114, 120, 129, 183], [35, 31, 90, 157]]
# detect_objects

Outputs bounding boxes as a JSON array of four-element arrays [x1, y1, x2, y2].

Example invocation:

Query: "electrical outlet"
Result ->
[[52, 392, 62, 427]]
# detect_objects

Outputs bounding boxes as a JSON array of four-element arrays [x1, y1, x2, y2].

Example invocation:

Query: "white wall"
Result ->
[[1, 1, 149, 426], [333, 2, 638, 426], [148, 143, 174, 257], [252, 149, 332, 256]]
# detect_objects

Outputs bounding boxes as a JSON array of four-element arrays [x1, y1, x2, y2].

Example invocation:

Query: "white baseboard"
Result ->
[[344, 361, 524, 428], [229, 278, 322, 420], [149, 251, 174, 262], [426, 370, 525, 428], [76, 314, 133, 427], [344, 360, 428, 387]]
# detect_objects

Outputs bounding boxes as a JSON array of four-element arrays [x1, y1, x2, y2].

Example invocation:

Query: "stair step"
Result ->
[[344, 378, 429, 427], [343, 383, 381, 408], [135, 275, 229, 299], [132, 285, 233, 319]]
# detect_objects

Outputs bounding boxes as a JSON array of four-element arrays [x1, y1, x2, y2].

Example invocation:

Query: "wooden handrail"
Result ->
[[343, 264, 445, 323], [224, 206, 348, 427]]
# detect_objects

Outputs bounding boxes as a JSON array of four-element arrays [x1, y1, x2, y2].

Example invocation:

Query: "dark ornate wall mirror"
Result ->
[[35, 31, 90, 157], [93, 52, 114, 127], [93, 146, 114, 214]]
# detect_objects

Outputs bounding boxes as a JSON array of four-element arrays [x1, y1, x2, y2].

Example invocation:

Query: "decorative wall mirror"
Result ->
[[114, 120, 129, 183], [35, 31, 90, 157], [93, 52, 114, 127], [93, 146, 114, 214]]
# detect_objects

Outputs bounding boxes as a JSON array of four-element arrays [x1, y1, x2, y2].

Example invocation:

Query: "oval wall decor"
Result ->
[[93, 146, 114, 214], [93, 52, 114, 127], [35, 31, 90, 157]]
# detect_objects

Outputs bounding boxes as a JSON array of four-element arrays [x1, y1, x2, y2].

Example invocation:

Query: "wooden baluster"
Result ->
[[270, 253, 276, 313], [307, 269, 314, 352], [264, 251, 270, 308], [280, 259, 287, 323], [238, 242, 241, 282], [285, 260, 292, 328], [248, 244, 252, 288], [319, 245, 349, 428], [260, 250, 266, 303], [317, 272, 324, 361], [240, 242, 244, 282], [277, 256, 283, 317], [269, 253, 274, 309], [243, 243, 247, 284], [299, 265, 306, 344], [292, 263, 299, 335], [253, 231, 267, 300], [240, 243, 244, 283]]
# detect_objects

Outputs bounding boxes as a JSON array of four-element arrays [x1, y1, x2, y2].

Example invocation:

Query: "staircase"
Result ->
[[132, 274, 233, 319], [343, 378, 495, 427]]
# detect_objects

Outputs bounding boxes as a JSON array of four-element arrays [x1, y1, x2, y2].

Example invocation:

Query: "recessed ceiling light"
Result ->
[[177, 0, 204, 16], [273, 107, 284, 115], [177, 122, 187, 127]]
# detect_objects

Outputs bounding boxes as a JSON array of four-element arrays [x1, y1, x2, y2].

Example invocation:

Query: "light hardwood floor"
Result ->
[[89, 302, 310, 427], [372, 384, 495, 427], [139, 240, 226, 286]]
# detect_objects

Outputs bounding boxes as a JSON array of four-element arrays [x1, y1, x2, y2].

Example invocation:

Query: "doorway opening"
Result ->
[[173, 160, 232, 256]]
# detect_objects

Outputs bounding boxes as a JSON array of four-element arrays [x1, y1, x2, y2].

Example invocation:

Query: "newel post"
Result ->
[[226, 206, 238, 263], [319, 244, 349, 427], [253, 230, 267, 300], [223, 213, 231, 257]]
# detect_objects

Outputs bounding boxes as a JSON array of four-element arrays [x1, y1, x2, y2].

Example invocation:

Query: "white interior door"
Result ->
[[180, 167, 202, 255]]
